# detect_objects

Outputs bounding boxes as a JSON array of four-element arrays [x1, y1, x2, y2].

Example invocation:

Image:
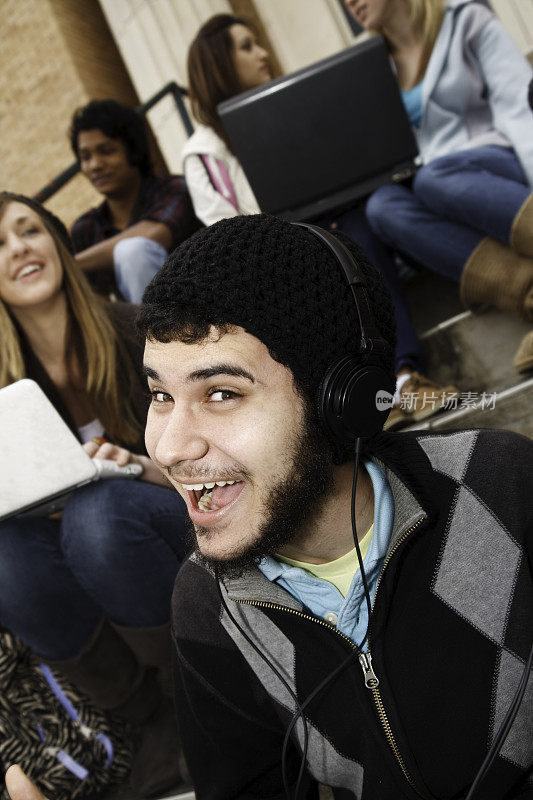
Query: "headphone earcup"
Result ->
[[318, 356, 395, 443]]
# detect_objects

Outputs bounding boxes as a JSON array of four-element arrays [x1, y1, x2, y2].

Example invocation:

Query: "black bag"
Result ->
[[0, 630, 137, 800]]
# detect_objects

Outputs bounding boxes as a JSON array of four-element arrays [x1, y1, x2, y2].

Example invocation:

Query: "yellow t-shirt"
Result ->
[[276, 524, 374, 598]]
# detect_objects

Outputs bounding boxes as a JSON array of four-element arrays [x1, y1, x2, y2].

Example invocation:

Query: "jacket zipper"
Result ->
[[233, 517, 426, 795], [363, 518, 426, 790]]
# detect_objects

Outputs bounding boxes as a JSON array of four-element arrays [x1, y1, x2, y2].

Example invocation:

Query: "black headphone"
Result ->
[[292, 223, 396, 443]]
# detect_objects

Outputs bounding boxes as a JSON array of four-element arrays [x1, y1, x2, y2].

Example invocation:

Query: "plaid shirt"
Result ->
[[71, 174, 200, 253]]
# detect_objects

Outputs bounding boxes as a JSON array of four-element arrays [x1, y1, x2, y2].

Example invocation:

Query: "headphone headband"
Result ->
[[294, 223, 390, 356], [291, 222, 394, 444]]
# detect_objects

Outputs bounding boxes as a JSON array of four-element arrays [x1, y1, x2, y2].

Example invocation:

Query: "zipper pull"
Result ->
[[358, 652, 379, 689]]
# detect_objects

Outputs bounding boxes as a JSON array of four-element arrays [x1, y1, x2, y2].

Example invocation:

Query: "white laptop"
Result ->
[[0, 379, 142, 521]]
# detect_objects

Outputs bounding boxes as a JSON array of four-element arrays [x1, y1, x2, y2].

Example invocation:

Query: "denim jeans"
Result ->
[[317, 206, 426, 373], [113, 236, 168, 303], [0, 479, 189, 660], [366, 146, 530, 281]]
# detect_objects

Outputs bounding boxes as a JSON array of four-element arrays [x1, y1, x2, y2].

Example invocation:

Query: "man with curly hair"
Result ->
[[70, 99, 200, 302]]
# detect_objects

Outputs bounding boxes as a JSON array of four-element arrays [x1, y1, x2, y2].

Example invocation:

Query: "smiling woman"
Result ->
[[0, 192, 190, 795]]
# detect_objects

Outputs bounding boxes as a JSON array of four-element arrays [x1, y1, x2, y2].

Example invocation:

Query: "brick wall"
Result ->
[[0, 0, 140, 230]]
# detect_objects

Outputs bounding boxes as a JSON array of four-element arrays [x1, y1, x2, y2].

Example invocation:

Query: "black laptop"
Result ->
[[217, 36, 418, 221]]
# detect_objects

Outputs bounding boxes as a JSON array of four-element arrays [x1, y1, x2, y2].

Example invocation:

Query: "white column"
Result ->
[[99, 0, 232, 171], [490, 0, 533, 57], [254, 0, 353, 74]]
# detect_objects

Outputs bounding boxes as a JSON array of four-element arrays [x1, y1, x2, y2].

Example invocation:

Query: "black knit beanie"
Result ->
[[0, 191, 74, 254], [140, 214, 396, 401]]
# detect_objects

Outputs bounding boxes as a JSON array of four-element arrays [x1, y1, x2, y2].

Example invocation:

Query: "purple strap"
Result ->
[[200, 155, 239, 211], [39, 663, 114, 768], [55, 750, 89, 780], [37, 724, 89, 780]]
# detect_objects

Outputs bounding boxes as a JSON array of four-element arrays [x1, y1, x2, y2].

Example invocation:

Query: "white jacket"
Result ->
[[181, 125, 261, 226]]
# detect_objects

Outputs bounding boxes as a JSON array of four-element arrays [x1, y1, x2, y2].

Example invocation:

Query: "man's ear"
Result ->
[[5, 766, 48, 800]]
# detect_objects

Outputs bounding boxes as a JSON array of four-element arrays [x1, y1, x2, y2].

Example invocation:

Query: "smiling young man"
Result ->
[[6, 215, 531, 800], [136, 215, 533, 800], [69, 99, 200, 303]]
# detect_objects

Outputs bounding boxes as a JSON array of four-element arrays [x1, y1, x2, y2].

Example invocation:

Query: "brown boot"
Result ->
[[513, 330, 533, 373], [511, 194, 533, 257], [460, 237, 533, 322], [45, 618, 184, 796]]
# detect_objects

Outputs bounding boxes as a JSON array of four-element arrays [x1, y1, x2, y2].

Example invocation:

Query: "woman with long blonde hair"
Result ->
[[0, 192, 189, 795], [345, 0, 533, 371]]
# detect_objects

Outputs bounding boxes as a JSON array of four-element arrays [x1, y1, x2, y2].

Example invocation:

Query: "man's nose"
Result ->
[[86, 152, 103, 171], [152, 407, 209, 470]]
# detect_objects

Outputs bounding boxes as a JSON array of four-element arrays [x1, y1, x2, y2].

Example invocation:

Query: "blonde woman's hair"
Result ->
[[406, 0, 445, 81], [370, 0, 445, 83], [0, 194, 142, 446]]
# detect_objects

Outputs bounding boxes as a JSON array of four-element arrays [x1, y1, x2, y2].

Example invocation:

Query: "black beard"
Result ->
[[191, 411, 334, 578]]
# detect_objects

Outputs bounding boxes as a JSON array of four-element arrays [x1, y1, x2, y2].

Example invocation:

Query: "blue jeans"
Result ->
[[113, 236, 168, 303], [317, 207, 426, 373], [0, 479, 189, 660], [366, 146, 530, 280]]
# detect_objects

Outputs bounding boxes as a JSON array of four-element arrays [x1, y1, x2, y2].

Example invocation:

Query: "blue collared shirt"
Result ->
[[258, 461, 394, 650]]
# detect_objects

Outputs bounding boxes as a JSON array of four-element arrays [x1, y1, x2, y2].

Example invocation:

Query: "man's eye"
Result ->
[[207, 389, 240, 402], [150, 390, 172, 403]]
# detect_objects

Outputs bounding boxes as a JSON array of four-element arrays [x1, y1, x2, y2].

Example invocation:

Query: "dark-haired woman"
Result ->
[[182, 13, 456, 428], [0, 192, 189, 794], [181, 16, 266, 224]]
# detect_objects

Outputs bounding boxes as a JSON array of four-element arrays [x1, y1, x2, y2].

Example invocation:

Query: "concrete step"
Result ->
[[402, 269, 531, 391], [420, 308, 532, 394], [403, 376, 533, 437], [400, 270, 532, 437]]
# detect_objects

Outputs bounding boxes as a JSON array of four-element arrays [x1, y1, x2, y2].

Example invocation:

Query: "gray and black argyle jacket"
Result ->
[[171, 428, 533, 800]]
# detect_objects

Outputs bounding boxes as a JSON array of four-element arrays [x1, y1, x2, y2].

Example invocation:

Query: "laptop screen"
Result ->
[[218, 36, 418, 220]]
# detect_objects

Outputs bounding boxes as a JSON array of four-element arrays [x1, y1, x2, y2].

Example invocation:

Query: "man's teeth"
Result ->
[[198, 493, 213, 512], [181, 479, 237, 512], [182, 480, 235, 491]]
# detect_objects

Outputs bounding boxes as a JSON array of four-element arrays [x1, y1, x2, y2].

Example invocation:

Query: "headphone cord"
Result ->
[[214, 569, 309, 800], [464, 639, 533, 799], [216, 438, 374, 800], [217, 435, 531, 800], [281, 437, 374, 796]]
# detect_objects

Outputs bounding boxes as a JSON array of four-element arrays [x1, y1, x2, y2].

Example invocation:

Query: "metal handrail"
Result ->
[[33, 81, 193, 203]]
